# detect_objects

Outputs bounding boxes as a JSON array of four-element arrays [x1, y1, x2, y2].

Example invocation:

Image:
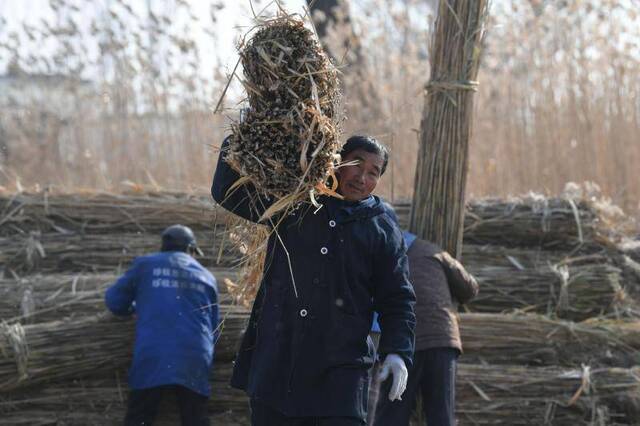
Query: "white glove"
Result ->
[[377, 353, 408, 401]]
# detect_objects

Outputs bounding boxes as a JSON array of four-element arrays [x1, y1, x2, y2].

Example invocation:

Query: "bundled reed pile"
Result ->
[[0, 310, 247, 392], [9, 360, 639, 426], [224, 14, 342, 216], [2, 190, 639, 424]]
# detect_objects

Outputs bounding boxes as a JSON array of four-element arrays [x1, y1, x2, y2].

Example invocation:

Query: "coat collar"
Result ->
[[328, 195, 385, 224]]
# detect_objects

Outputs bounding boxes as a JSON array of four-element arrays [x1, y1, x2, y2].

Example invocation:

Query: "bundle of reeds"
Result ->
[[459, 313, 640, 367], [0, 311, 246, 392], [463, 196, 623, 250], [465, 262, 632, 321], [456, 364, 640, 424], [409, 0, 489, 257], [0, 269, 239, 322], [397, 196, 619, 250], [0, 192, 223, 236], [224, 14, 341, 214], [0, 230, 239, 273]]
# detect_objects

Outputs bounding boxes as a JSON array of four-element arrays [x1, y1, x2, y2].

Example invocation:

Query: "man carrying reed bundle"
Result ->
[[212, 135, 416, 425], [371, 205, 478, 426], [104, 225, 219, 426]]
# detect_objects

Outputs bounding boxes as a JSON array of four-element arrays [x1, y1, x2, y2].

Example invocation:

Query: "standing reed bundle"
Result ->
[[409, 0, 489, 258], [224, 14, 342, 218]]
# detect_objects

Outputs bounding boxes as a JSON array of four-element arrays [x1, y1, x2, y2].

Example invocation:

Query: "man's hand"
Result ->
[[377, 353, 408, 401]]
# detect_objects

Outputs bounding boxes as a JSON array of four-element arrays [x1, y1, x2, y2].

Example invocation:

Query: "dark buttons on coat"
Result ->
[[312, 277, 320, 285], [329, 220, 336, 228], [299, 309, 308, 318]]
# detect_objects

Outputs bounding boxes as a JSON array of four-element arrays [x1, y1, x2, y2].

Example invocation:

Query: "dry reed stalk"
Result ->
[[225, 14, 342, 218], [409, 0, 489, 258], [459, 313, 640, 367], [0, 311, 247, 393], [222, 218, 270, 307]]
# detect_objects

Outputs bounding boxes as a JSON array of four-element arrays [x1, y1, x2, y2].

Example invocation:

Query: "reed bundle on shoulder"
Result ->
[[224, 13, 342, 219]]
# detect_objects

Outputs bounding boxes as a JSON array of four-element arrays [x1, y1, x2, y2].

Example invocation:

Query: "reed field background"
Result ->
[[1, 0, 639, 225]]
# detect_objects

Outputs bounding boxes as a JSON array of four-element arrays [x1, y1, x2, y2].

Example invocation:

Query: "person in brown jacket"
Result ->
[[371, 204, 479, 426]]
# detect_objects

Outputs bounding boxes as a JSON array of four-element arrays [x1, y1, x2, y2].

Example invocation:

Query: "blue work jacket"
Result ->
[[211, 138, 416, 420], [105, 251, 219, 397]]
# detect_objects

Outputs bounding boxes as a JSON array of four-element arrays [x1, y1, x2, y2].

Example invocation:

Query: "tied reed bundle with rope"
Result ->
[[224, 14, 342, 218], [410, 0, 489, 258]]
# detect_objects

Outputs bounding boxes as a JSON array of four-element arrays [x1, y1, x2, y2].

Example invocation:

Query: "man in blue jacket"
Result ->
[[105, 224, 219, 426], [211, 135, 416, 425]]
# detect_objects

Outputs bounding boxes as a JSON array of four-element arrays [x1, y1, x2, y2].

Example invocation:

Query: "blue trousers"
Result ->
[[124, 385, 210, 426], [372, 348, 458, 426]]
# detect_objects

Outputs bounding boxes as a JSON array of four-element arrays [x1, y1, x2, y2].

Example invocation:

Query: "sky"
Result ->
[[0, 0, 308, 79]]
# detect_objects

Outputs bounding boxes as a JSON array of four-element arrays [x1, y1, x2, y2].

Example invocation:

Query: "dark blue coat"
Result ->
[[105, 251, 219, 396], [211, 139, 415, 420]]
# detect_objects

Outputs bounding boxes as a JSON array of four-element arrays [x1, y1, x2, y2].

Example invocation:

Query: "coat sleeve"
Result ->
[[435, 251, 479, 304], [371, 217, 417, 367], [211, 136, 273, 223], [105, 258, 140, 316]]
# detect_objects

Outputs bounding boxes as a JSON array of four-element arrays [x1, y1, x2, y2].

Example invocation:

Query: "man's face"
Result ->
[[337, 149, 384, 202]]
